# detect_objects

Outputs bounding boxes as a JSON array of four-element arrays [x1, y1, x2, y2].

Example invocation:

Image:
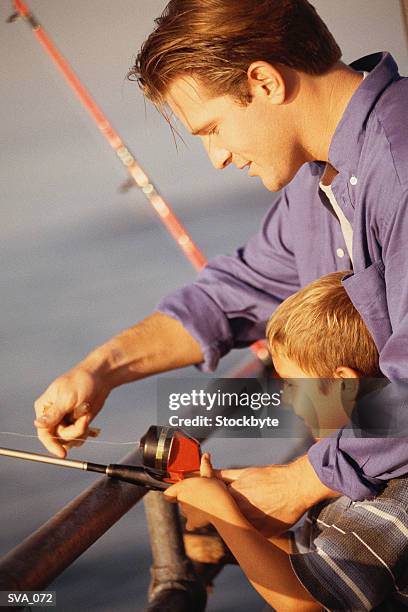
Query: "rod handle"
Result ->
[[106, 465, 171, 490]]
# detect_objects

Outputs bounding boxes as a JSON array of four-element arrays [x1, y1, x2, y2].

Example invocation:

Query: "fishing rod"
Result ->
[[7, 0, 269, 364], [0, 425, 202, 491], [7, 0, 206, 272]]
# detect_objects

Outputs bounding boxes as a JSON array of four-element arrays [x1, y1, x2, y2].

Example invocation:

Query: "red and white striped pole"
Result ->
[[10, 0, 269, 363]]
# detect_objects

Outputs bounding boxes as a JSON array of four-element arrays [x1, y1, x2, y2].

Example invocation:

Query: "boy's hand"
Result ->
[[164, 453, 234, 531]]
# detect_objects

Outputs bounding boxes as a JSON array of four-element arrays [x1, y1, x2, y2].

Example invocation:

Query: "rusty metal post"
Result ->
[[0, 447, 146, 591], [144, 492, 207, 612]]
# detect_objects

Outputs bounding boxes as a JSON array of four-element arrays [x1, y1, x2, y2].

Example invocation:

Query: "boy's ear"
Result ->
[[334, 366, 360, 405], [333, 366, 360, 379]]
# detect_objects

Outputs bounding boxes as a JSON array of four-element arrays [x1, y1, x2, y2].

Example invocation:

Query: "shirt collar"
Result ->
[[328, 52, 400, 174]]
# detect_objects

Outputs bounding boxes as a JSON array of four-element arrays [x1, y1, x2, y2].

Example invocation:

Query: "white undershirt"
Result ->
[[319, 181, 354, 263], [319, 71, 369, 265]]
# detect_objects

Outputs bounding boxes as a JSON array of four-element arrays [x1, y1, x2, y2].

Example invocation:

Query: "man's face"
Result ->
[[165, 75, 303, 192]]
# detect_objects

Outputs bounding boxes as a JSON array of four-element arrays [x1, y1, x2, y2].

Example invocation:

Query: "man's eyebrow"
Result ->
[[190, 122, 216, 136]]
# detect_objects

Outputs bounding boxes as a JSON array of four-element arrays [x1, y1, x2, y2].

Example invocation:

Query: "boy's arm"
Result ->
[[167, 452, 402, 611], [216, 475, 403, 612], [165, 457, 322, 611], [210, 508, 322, 611]]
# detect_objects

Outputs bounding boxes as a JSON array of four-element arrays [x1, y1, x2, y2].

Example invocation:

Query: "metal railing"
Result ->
[[0, 447, 146, 593]]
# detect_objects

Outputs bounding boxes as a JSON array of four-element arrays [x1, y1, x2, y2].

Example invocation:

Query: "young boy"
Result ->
[[164, 272, 408, 611]]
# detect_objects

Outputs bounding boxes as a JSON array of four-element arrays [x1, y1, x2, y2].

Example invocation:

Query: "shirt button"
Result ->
[[350, 175, 358, 186], [336, 248, 345, 258]]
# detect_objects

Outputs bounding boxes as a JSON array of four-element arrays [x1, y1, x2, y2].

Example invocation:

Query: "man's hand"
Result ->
[[33, 312, 204, 457], [34, 365, 111, 458], [217, 455, 340, 536]]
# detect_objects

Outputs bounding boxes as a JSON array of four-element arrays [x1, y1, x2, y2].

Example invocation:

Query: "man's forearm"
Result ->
[[79, 312, 204, 389]]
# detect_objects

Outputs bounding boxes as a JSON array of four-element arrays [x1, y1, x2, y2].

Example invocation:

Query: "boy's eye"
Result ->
[[208, 126, 219, 136]]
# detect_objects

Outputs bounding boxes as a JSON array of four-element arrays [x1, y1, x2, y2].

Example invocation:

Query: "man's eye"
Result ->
[[208, 126, 219, 136]]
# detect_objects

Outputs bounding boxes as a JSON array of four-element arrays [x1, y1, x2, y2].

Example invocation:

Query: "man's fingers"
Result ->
[[34, 399, 92, 426], [34, 403, 68, 428], [36, 427, 66, 458], [62, 426, 101, 450], [56, 415, 90, 441], [73, 402, 91, 419], [63, 439, 85, 450], [200, 452, 213, 478]]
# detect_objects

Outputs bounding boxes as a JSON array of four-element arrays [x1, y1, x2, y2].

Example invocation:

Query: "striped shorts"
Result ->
[[290, 475, 408, 610]]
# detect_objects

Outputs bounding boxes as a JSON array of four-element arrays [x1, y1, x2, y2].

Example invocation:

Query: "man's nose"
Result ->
[[201, 136, 232, 169]]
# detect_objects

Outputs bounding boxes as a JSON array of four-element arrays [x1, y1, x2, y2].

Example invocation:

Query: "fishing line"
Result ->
[[0, 430, 138, 446]]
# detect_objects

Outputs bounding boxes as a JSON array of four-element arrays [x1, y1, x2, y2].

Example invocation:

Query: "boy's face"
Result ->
[[165, 72, 306, 192], [272, 349, 357, 435]]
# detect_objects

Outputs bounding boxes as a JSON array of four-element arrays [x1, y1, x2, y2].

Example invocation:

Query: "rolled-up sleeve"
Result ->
[[308, 432, 386, 499], [157, 190, 300, 371]]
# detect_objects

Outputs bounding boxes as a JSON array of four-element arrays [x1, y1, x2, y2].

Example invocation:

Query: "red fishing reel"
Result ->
[[140, 425, 202, 484]]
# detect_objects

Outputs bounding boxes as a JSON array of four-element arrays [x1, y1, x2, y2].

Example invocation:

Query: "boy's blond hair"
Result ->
[[266, 271, 381, 377]]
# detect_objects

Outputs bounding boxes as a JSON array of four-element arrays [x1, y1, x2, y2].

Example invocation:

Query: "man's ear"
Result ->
[[247, 61, 286, 104]]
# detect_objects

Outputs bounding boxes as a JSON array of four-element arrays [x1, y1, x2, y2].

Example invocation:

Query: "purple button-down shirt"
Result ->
[[157, 52, 408, 499]]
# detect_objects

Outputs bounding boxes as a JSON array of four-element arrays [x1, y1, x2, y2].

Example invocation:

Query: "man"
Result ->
[[34, 0, 408, 533]]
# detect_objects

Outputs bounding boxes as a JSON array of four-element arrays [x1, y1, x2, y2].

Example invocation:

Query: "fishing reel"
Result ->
[[140, 425, 202, 483], [105, 425, 202, 490]]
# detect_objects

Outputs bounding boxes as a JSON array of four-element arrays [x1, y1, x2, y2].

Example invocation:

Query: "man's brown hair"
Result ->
[[129, 0, 342, 105], [266, 271, 381, 377]]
